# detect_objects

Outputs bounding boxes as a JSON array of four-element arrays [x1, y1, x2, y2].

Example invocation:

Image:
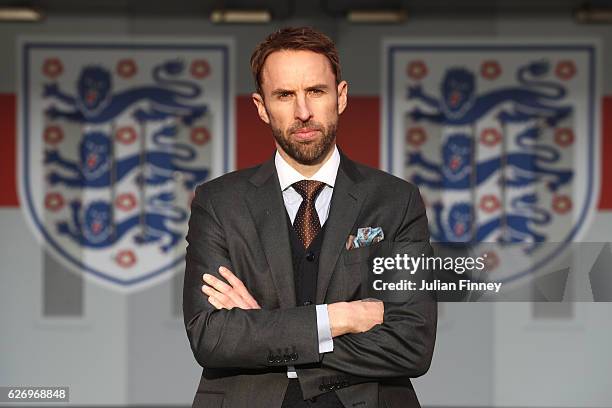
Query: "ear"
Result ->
[[337, 80, 348, 115], [251, 92, 270, 124]]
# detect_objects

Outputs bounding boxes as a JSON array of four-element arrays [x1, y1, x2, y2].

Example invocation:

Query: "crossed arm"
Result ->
[[202, 266, 383, 338], [183, 189, 384, 371], [183, 184, 436, 390]]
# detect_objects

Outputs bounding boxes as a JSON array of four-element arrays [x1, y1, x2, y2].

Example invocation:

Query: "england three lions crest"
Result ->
[[18, 39, 234, 291], [383, 41, 600, 285]]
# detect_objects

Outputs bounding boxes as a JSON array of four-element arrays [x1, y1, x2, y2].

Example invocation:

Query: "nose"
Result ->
[[294, 94, 313, 122]]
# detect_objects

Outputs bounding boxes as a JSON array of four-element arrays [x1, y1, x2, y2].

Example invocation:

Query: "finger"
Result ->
[[218, 266, 243, 287], [204, 272, 250, 308], [203, 273, 248, 309], [207, 295, 226, 310], [206, 270, 253, 309], [219, 267, 260, 309], [209, 295, 233, 310], [248, 299, 261, 309], [219, 266, 259, 309], [202, 285, 236, 308], [202, 284, 221, 299], [203, 274, 251, 309], [203, 284, 235, 310], [246, 297, 261, 309], [203, 273, 233, 293]]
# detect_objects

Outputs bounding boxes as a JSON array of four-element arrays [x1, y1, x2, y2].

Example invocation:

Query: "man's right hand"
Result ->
[[327, 300, 384, 338]]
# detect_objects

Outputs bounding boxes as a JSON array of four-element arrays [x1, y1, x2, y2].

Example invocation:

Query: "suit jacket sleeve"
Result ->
[[299, 185, 437, 385], [183, 184, 322, 369]]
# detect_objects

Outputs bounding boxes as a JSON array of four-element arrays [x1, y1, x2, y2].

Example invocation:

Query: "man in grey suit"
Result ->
[[183, 26, 437, 408]]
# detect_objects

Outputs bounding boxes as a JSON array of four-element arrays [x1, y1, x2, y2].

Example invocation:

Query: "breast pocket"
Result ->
[[344, 246, 370, 265], [342, 241, 388, 300], [343, 240, 392, 300], [343, 240, 387, 265]]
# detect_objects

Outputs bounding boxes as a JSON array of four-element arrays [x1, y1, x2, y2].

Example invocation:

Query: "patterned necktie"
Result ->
[[292, 180, 327, 249]]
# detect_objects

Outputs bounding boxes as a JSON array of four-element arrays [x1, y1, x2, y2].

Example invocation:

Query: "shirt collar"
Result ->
[[275, 145, 340, 191]]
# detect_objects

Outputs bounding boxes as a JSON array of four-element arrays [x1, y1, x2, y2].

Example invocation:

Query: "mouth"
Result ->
[[450, 156, 461, 170], [449, 91, 461, 107], [86, 90, 97, 105], [455, 223, 465, 236], [291, 128, 321, 141], [87, 153, 97, 168]]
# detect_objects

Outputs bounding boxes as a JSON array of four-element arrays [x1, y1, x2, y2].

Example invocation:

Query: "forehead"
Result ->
[[261, 50, 335, 90]]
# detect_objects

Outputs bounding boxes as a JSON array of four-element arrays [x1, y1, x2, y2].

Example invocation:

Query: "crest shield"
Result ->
[[18, 38, 234, 291], [383, 40, 600, 285]]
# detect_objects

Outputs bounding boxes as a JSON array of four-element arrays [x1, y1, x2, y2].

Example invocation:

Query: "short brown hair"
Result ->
[[250, 26, 341, 94]]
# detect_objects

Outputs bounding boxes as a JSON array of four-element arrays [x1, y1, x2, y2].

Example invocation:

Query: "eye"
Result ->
[[309, 89, 324, 96], [278, 91, 292, 99]]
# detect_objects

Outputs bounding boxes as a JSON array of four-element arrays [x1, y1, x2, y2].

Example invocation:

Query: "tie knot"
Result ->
[[292, 180, 326, 201]]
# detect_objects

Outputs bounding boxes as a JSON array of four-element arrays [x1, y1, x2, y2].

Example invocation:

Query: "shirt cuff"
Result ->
[[287, 366, 297, 378], [316, 304, 334, 354]]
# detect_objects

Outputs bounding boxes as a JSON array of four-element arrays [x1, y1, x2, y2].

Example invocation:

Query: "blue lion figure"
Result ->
[[44, 60, 206, 125], [46, 131, 112, 187], [430, 193, 551, 253], [56, 192, 187, 252], [45, 125, 208, 190], [408, 126, 572, 192], [407, 60, 572, 127]]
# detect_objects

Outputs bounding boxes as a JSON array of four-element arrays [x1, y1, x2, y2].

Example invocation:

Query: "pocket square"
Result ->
[[346, 226, 384, 249]]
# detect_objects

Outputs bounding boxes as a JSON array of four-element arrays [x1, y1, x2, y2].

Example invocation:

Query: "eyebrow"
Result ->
[[305, 84, 329, 91], [271, 88, 294, 97], [270, 84, 330, 97]]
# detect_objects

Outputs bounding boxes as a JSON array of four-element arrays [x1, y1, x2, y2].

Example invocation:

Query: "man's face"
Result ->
[[252, 50, 348, 166]]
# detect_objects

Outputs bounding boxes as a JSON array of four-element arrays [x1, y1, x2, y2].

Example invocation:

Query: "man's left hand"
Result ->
[[202, 266, 261, 310]]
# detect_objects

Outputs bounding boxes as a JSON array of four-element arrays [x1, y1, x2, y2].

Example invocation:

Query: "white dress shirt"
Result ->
[[274, 145, 339, 378]]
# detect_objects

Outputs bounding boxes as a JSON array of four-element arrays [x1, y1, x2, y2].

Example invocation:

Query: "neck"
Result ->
[[277, 144, 335, 178]]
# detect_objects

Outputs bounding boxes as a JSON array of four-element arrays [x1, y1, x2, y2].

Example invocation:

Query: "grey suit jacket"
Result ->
[[183, 152, 437, 408]]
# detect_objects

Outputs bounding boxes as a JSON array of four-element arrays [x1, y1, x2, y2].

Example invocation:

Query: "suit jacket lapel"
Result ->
[[245, 157, 296, 309], [316, 153, 366, 303]]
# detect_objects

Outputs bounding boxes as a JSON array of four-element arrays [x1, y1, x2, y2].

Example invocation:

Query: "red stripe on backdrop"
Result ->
[[0, 94, 18, 207], [335, 96, 379, 168], [599, 97, 612, 210], [236, 95, 380, 169], [235, 95, 276, 169], [0, 94, 610, 209]]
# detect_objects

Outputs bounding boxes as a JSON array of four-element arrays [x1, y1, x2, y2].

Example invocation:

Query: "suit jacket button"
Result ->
[[306, 252, 315, 262]]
